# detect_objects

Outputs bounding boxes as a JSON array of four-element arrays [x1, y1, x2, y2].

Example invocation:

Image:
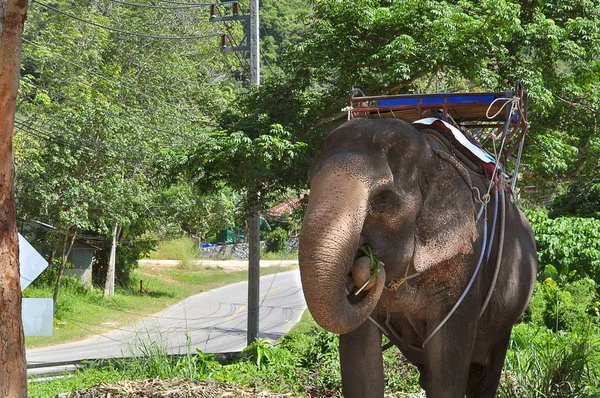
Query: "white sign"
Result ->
[[18, 233, 54, 336], [22, 298, 53, 336], [19, 233, 49, 291]]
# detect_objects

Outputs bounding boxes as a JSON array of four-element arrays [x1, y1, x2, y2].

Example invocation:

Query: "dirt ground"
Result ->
[[138, 259, 298, 272], [57, 378, 301, 397], [57, 378, 422, 397]]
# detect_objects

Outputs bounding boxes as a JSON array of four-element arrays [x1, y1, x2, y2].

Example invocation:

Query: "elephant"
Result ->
[[298, 117, 537, 397]]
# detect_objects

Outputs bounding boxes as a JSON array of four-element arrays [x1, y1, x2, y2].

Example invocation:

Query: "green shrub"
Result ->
[[526, 278, 598, 332], [500, 323, 600, 397], [93, 235, 156, 286], [524, 208, 600, 285], [28, 256, 73, 289], [121, 334, 220, 380], [28, 365, 125, 398], [144, 237, 198, 268], [382, 342, 421, 394], [242, 338, 274, 368], [265, 227, 288, 253]]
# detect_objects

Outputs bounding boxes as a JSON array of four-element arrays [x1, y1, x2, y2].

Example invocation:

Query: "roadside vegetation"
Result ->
[[147, 237, 299, 263], [28, 323, 420, 398], [146, 237, 202, 265]]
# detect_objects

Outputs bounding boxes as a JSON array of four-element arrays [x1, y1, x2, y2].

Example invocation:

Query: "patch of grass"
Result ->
[[288, 309, 317, 335], [159, 264, 296, 289], [146, 237, 200, 268], [24, 273, 186, 348], [260, 251, 298, 261], [28, 366, 126, 398], [499, 323, 600, 397]]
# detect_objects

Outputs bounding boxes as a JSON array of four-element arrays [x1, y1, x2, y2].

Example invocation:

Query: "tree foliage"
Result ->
[[525, 208, 600, 285], [15, 0, 238, 284], [550, 178, 600, 219], [246, 0, 600, 200]]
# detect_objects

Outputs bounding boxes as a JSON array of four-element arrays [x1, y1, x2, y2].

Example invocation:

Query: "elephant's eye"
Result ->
[[371, 189, 398, 211]]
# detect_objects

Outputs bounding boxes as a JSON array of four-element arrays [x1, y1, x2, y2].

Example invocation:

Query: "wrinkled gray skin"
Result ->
[[299, 118, 537, 398]]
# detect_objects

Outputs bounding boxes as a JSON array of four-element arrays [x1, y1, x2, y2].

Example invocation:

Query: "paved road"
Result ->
[[26, 270, 306, 370]]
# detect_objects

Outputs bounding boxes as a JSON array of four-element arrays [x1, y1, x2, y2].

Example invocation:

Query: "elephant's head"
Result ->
[[299, 118, 479, 335]]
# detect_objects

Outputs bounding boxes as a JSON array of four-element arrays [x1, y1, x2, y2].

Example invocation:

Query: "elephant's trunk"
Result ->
[[299, 173, 385, 335]]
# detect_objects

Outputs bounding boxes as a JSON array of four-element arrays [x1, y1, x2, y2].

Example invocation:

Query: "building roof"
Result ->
[[266, 195, 304, 217]]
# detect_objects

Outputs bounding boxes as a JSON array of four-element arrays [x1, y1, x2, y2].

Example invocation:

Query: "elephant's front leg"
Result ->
[[423, 308, 479, 398], [339, 320, 384, 398]]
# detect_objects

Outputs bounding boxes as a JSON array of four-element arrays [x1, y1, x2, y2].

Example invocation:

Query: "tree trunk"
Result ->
[[104, 224, 120, 297], [0, 1, 29, 396], [46, 248, 55, 273], [53, 231, 76, 311]]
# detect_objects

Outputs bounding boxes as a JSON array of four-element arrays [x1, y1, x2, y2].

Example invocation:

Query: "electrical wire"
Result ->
[[105, 0, 215, 9], [156, 0, 229, 5], [16, 219, 140, 244], [54, 271, 289, 325], [60, 317, 128, 344], [258, 26, 279, 78], [32, 1, 224, 40]]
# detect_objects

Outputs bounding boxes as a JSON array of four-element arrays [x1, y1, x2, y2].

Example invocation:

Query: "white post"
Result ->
[[104, 224, 119, 297]]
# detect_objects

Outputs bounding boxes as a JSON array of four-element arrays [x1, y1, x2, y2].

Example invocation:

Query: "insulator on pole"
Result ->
[[221, 34, 227, 48], [233, 2, 239, 15], [210, 4, 216, 18]]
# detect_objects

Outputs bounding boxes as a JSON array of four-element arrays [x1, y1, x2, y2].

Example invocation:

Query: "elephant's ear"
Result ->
[[412, 146, 479, 274]]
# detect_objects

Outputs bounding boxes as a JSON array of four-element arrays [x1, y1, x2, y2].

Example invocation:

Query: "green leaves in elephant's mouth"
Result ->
[[353, 245, 384, 295]]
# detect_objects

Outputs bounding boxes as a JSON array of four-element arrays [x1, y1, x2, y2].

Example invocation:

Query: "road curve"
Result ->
[[26, 270, 306, 368]]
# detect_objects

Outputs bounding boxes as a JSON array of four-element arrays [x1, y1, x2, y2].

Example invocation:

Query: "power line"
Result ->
[[16, 219, 141, 244], [32, 1, 224, 40], [106, 0, 215, 9], [156, 0, 225, 5], [21, 42, 161, 109]]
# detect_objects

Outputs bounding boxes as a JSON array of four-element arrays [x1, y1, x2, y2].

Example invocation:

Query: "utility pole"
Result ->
[[209, 0, 260, 346], [246, 0, 260, 346], [249, 0, 259, 85]]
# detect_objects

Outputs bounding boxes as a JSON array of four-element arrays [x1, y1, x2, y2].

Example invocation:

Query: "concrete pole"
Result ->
[[247, 0, 260, 346], [250, 0, 259, 85], [247, 200, 261, 345]]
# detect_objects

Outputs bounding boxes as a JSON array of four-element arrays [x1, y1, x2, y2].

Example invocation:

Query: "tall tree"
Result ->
[[222, 0, 600, 197], [15, 0, 238, 289], [0, 0, 28, 396]]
